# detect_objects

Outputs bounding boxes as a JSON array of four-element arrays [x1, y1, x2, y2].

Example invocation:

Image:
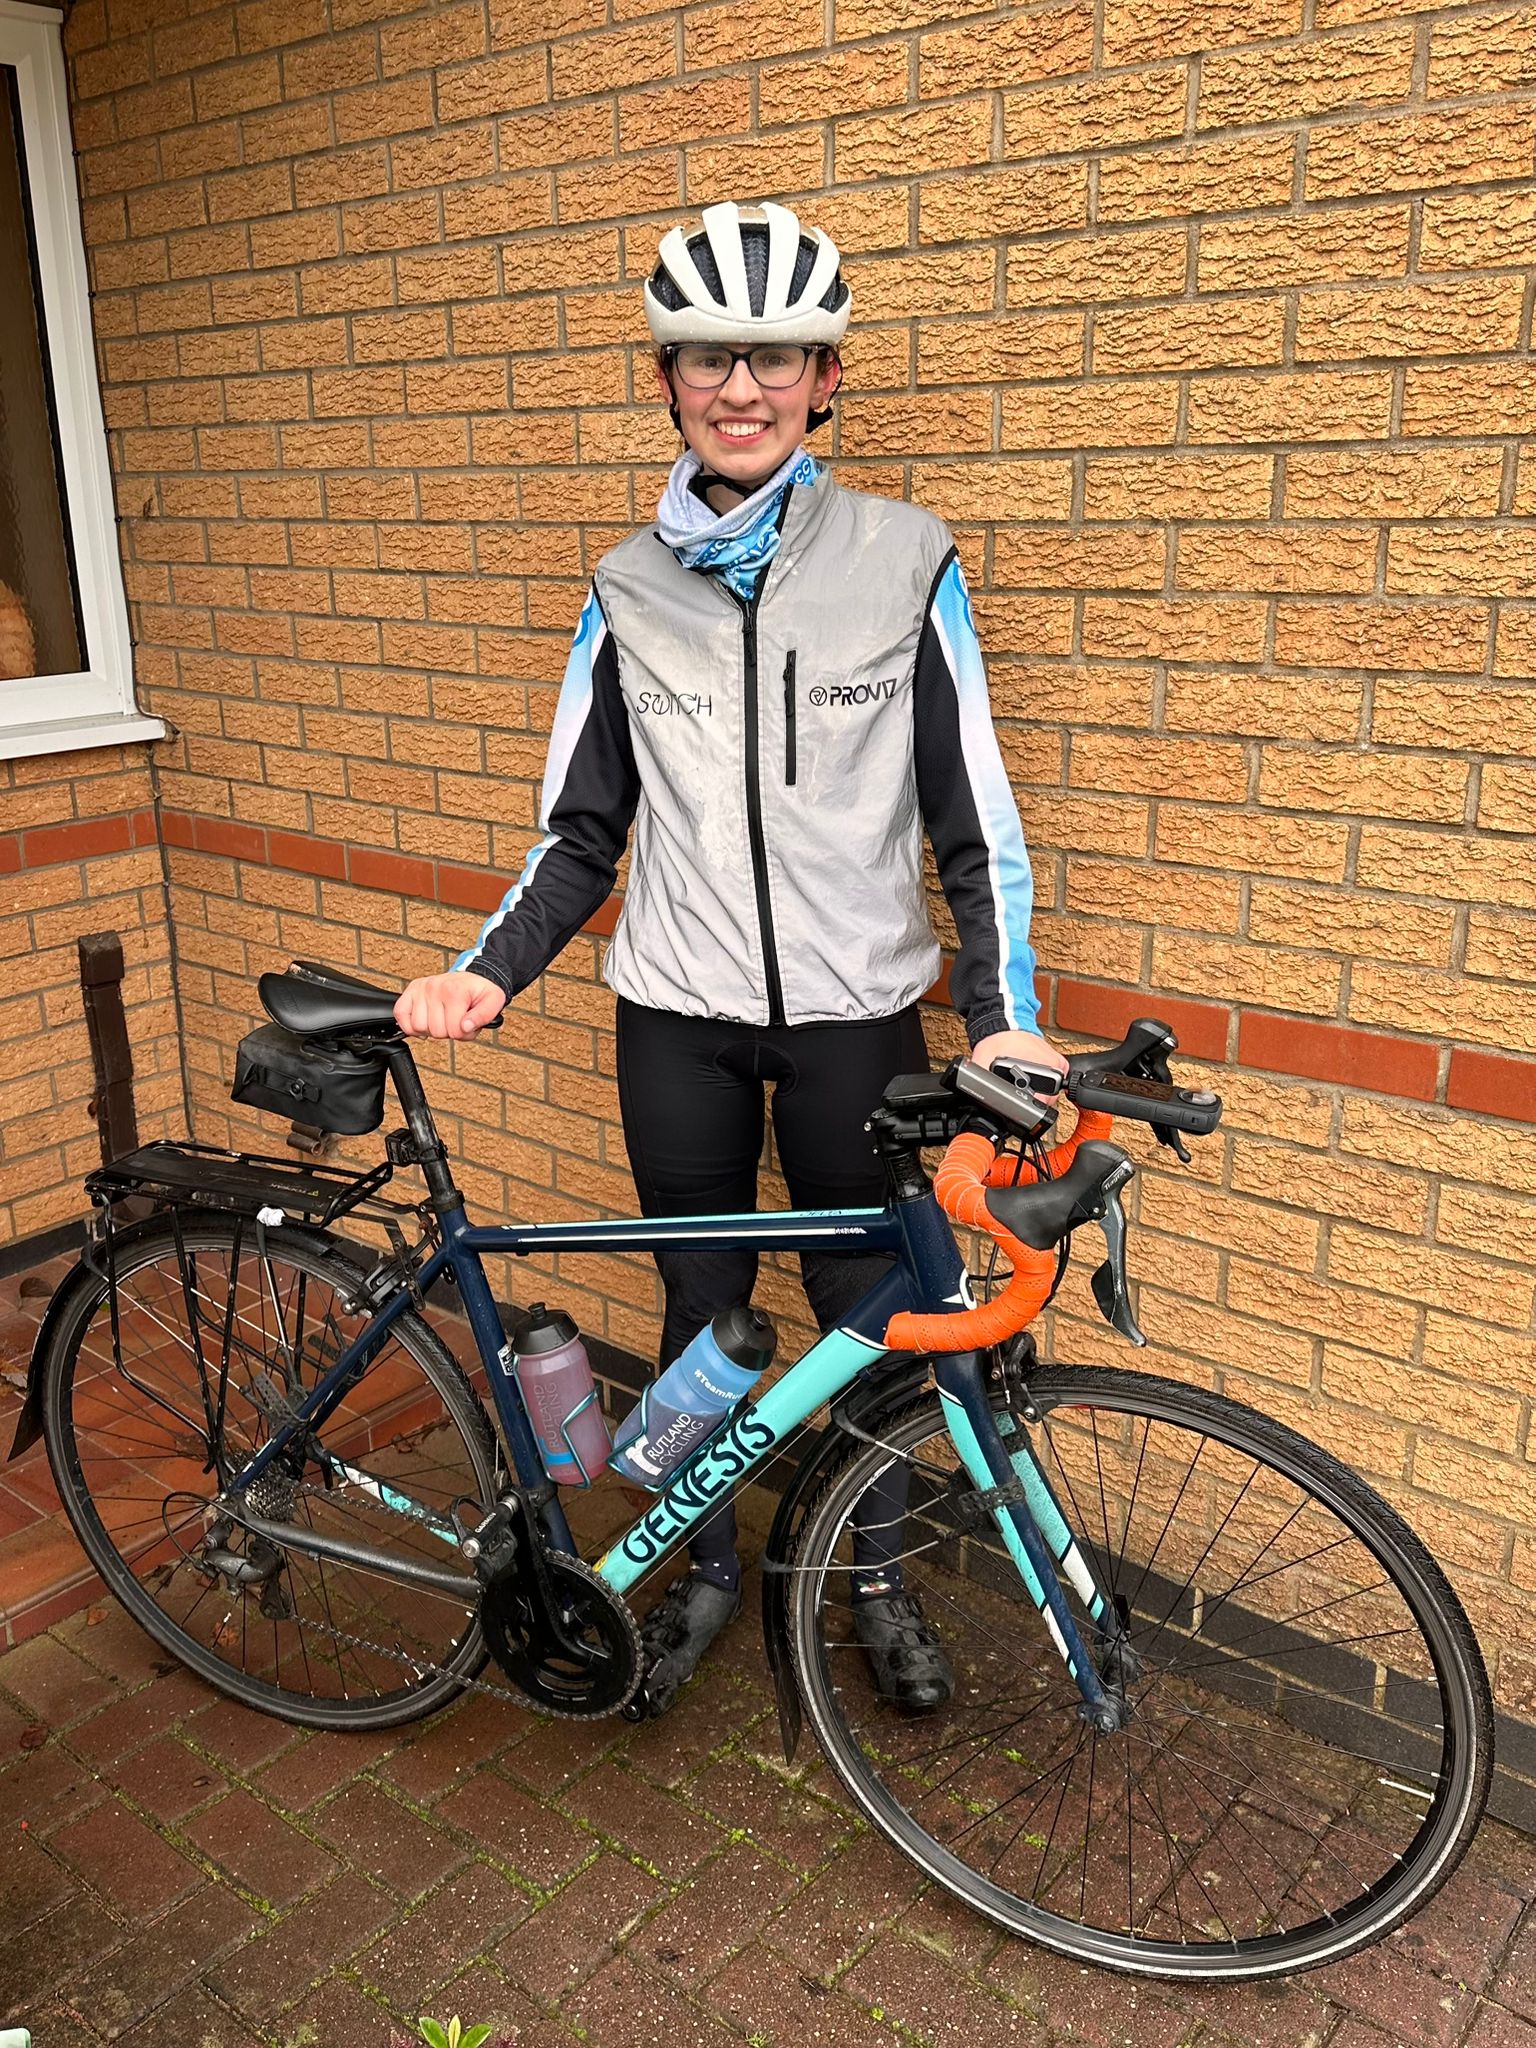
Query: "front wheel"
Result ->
[[789, 1367, 1491, 1979]]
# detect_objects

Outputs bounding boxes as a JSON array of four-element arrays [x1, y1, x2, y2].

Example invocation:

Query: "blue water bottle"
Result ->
[[609, 1307, 776, 1488]]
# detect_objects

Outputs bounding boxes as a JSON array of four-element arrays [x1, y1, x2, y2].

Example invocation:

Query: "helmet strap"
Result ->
[[689, 466, 738, 503], [657, 351, 684, 434], [806, 349, 843, 435]]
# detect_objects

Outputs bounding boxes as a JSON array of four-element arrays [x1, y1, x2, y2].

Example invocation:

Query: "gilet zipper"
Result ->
[[784, 650, 797, 786], [682, 489, 795, 1029], [739, 586, 786, 1025]]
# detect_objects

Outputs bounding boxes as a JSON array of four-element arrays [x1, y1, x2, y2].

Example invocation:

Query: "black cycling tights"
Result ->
[[615, 997, 928, 1595]]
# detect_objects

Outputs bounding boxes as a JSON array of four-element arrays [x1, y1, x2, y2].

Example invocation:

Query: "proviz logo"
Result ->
[[807, 677, 898, 709]]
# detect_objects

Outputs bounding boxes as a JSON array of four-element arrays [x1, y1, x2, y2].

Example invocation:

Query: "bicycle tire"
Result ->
[[788, 1367, 1492, 1979], [40, 1212, 500, 1731]]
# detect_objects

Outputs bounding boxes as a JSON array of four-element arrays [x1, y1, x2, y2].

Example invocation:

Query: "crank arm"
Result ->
[[480, 1493, 609, 1667]]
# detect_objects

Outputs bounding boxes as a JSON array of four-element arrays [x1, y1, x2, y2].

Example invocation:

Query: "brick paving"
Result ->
[[0, 1253, 97, 1652], [4, 1259, 1535, 2046], [2, 1524, 1534, 2048]]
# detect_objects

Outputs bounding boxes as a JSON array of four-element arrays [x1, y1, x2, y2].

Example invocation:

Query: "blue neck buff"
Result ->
[[656, 446, 821, 602]]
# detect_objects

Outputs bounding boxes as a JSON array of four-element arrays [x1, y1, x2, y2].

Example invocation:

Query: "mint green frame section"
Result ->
[[997, 1408, 1110, 1627], [933, 1392, 1114, 1695], [594, 1326, 887, 1595], [936, 1386, 1051, 1613]]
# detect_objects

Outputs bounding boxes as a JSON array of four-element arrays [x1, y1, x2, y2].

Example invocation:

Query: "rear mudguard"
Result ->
[[6, 1213, 368, 1463], [760, 1349, 936, 1763], [8, 1264, 81, 1462]]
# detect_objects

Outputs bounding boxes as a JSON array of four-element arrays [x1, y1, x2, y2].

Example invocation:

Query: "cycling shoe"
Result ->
[[853, 1590, 954, 1713], [638, 1570, 741, 1715]]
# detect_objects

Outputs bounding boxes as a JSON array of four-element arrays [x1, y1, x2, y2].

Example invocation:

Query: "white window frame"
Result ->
[[0, 1, 161, 760]]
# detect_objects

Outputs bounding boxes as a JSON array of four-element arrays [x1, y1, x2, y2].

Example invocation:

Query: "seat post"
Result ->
[[382, 1042, 462, 1213]]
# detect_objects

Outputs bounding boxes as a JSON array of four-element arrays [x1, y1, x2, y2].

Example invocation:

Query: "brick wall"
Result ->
[[37, 0, 1536, 1731], [0, 745, 182, 1247]]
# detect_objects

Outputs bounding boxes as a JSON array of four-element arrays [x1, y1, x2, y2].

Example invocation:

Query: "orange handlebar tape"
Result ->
[[882, 1110, 1117, 1354], [884, 1127, 1060, 1354]]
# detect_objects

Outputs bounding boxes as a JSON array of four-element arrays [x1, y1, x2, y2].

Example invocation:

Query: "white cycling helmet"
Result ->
[[644, 200, 851, 348]]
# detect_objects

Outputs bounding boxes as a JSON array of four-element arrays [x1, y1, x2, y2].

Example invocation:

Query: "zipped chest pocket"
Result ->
[[783, 650, 796, 786]]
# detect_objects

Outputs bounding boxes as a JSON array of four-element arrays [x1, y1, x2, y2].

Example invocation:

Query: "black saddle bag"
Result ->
[[231, 1023, 387, 1135]]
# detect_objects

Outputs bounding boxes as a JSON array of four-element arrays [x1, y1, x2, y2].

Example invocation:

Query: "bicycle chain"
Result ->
[[284, 1607, 528, 1706], [290, 1472, 472, 1536]]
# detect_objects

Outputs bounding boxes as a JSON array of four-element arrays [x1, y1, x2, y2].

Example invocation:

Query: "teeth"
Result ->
[[717, 422, 766, 437]]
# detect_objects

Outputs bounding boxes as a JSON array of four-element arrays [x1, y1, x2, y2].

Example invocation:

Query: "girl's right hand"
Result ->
[[394, 971, 508, 1040]]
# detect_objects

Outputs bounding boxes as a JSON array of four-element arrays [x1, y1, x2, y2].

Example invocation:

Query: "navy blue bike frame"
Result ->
[[226, 1123, 1115, 1717]]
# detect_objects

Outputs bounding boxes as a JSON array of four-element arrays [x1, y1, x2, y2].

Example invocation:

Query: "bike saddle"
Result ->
[[259, 960, 401, 1039], [984, 1139, 1134, 1251]]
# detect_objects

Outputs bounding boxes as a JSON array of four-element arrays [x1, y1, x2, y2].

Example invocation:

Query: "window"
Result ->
[[0, 2, 160, 760]]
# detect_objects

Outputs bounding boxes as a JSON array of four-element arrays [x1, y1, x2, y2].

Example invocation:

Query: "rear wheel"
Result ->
[[40, 1214, 499, 1730], [789, 1368, 1491, 1978]]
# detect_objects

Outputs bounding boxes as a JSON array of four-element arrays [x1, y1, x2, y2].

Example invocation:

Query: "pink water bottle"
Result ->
[[507, 1304, 611, 1487]]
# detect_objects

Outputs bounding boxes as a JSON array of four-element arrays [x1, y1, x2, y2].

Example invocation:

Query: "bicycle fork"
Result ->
[[934, 1353, 1128, 1733]]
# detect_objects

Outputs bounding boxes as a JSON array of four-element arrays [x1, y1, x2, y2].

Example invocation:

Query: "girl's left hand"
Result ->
[[970, 1028, 1070, 1097]]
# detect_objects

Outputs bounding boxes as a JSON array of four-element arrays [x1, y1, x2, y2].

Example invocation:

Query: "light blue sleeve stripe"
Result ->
[[928, 557, 1039, 1031], [452, 588, 607, 977]]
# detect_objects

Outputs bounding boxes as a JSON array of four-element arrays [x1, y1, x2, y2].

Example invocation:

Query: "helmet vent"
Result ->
[[652, 229, 841, 317], [644, 202, 851, 348]]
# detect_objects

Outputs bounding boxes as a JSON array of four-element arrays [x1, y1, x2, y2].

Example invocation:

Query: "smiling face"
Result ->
[[657, 345, 842, 490]]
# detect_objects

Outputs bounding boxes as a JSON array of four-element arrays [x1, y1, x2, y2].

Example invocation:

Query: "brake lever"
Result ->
[[1124, 1044, 1193, 1164], [1153, 1122, 1192, 1165], [1084, 1173, 1146, 1348]]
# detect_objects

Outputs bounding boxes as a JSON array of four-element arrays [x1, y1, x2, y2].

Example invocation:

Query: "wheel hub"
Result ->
[[243, 1459, 300, 1520]]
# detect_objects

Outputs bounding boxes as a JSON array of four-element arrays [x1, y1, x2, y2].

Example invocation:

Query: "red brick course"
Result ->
[[13, 806, 1491, 1117]]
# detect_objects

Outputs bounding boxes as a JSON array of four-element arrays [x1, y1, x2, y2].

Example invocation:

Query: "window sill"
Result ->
[[0, 709, 167, 762]]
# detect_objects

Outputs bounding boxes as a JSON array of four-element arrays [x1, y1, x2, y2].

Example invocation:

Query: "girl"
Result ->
[[395, 200, 1065, 1712]]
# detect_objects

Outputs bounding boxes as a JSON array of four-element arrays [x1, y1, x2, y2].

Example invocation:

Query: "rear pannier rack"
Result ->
[[85, 1138, 395, 1229]]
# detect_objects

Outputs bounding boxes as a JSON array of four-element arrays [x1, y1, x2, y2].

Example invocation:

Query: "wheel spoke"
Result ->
[[794, 1372, 1484, 1977], [47, 1225, 495, 1730]]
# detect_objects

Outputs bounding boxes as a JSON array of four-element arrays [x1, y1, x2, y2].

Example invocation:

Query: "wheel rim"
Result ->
[[49, 1224, 494, 1720], [794, 1379, 1483, 1976]]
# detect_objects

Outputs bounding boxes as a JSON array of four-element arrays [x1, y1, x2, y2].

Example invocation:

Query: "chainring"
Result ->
[[480, 1550, 642, 1719]]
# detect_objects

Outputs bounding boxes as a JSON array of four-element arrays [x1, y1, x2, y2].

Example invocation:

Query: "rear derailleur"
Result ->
[[197, 1372, 308, 1620], [198, 1512, 296, 1621]]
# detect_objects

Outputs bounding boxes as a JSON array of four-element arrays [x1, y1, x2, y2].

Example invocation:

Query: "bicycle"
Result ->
[[9, 961, 1492, 1980]]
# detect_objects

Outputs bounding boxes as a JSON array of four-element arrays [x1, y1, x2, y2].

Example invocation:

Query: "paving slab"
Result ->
[[2, 1526, 1533, 2048]]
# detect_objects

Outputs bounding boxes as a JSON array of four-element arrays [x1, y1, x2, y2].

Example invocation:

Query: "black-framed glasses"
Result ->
[[667, 342, 815, 391]]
